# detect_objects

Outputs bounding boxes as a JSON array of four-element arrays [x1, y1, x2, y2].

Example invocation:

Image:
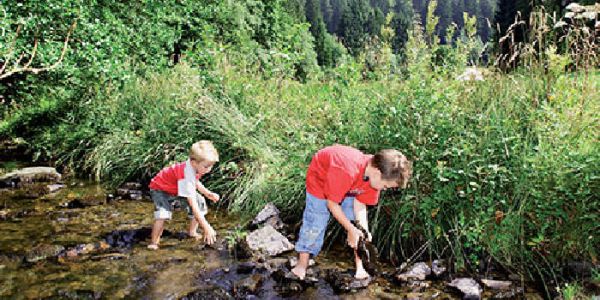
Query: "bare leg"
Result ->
[[291, 252, 310, 280], [149, 219, 165, 249], [354, 250, 370, 279], [188, 218, 200, 238]]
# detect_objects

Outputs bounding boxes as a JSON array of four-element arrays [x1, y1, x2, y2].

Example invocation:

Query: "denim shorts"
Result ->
[[150, 189, 207, 220], [295, 192, 355, 256]]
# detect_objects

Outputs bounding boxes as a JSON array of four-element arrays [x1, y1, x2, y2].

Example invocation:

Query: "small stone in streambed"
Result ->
[[25, 244, 65, 263], [233, 274, 263, 295], [432, 259, 447, 277], [324, 268, 372, 293], [180, 286, 234, 300], [448, 278, 482, 300], [492, 287, 524, 299], [237, 262, 257, 274], [91, 252, 129, 261], [396, 262, 431, 282], [481, 279, 512, 290]]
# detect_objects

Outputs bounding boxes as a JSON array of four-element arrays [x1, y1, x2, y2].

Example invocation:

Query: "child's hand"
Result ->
[[206, 192, 220, 203], [366, 230, 372, 242], [347, 225, 364, 249], [203, 224, 217, 245]]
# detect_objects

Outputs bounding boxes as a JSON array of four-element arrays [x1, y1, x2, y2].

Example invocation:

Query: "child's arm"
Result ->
[[187, 196, 216, 244], [196, 182, 220, 202], [353, 200, 371, 241], [327, 200, 363, 248]]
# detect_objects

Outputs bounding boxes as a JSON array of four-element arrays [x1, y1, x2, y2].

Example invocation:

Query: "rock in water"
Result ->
[[251, 203, 285, 231], [252, 203, 280, 225], [448, 278, 482, 300], [396, 262, 432, 282], [245, 225, 294, 257], [0, 167, 61, 188], [25, 244, 65, 263], [432, 259, 447, 277], [481, 279, 512, 290], [324, 269, 371, 293]]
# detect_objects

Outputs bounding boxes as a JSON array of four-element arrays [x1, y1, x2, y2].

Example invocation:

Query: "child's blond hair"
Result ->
[[189, 140, 219, 163], [372, 149, 413, 189]]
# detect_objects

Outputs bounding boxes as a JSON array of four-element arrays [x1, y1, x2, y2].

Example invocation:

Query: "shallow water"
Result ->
[[0, 173, 543, 299]]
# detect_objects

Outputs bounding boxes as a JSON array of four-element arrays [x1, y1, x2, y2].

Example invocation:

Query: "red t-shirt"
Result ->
[[149, 160, 201, 197], [305, 145, 380, 205]]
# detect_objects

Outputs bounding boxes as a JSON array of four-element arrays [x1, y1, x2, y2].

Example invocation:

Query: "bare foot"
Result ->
[[147, 244, 159, 250], [354, 268, 370, 280], [188, 233, 202, 241], [291, 266, 306, 280]]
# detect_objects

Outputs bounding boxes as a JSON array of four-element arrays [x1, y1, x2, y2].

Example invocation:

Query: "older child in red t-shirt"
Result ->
[[292, 145, 412, 280]]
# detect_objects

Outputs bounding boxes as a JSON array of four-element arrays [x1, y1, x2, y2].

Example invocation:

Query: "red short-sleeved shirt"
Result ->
[[305, 145, 380, 205], [148, 159, 201, 197]]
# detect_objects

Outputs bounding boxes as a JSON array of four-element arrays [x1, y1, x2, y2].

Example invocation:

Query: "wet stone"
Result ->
[[25, 244, 65, 263], [237, 262, 258, 274], [251, 203, 280, 226], [62, 195, 106, 209], [116, 182, 144, 200], [0, 167, 61, 188], [481, 279, 512, 290], [104, 227, 153, 248], [234, 274, 263, 295], [492, 287, 524, 299], [56, 289, 103, 300], [91, 252, 129, 261], [396, 262, 431, 282], [432, 259, 447, 277], [448, 278, 482, 300], [408, 280, 431, 292], [324, 268, 372, 293], [181, 286, 234, 300]]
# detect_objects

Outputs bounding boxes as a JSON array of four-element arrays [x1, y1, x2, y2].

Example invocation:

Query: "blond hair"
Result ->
[[371, 149, 413, 189], [189, 140, 219, 163]]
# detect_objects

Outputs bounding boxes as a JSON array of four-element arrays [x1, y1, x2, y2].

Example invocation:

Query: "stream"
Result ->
[[0, 162, 545, 299]]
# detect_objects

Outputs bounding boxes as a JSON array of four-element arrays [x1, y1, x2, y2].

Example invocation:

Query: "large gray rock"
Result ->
[[448, 278, 482, 300], [245, 225, 294, 256], [396, 262, 431, 281], [0, 167, 61, 187]]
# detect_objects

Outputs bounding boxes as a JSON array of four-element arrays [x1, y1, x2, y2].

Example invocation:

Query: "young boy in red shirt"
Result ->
[[292, 145, 412, 280], [147, 140, 221, 249]]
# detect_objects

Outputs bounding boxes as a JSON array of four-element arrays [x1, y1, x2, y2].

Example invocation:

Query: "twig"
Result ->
[[0, 21, 77, 80]]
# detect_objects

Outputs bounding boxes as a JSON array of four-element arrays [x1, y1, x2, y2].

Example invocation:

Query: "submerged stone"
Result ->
[[25, 244, 65, 263], [181, 286, 233, 300], [234, 274, 263, 295]]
